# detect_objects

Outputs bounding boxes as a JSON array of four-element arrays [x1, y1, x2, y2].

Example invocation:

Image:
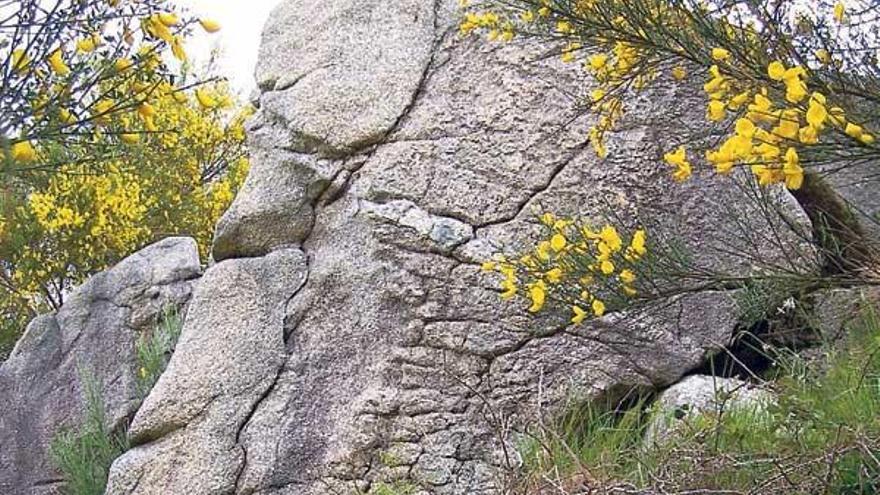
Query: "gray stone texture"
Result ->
[[0, 237, 201, 495], [644, 374, 774, 446], [819, 161, 880, 245], [106, 0, 815, 493], [105, 249, 308, 495], [813, 286, 880, 334], [254, 0, 436, 156]]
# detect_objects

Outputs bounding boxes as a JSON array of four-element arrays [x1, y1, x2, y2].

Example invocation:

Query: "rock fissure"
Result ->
[[270, 63, 334, 93], [474, 139, 591, 231], [378, 0, 446, 143], [231, 362, 288, 494], [233, 444, 249, 494]]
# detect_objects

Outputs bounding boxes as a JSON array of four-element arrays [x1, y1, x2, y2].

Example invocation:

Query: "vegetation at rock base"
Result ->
[[50, 309, 183, 495], [515, 302, 880, 494], [135, 306, 184, 397], [0, 0, 249, 359], [517, 395, 651, 487], [49, 371, 129, 495]]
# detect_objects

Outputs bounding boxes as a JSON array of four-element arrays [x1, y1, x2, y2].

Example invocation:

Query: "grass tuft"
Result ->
[[49, 371, 128, 495], [135, 306, 183, 397], [517, 395, 653, 491], [515, 304, 880, 494], [50, 307, 184, 494]]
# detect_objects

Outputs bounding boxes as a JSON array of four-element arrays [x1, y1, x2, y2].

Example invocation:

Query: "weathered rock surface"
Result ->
[[255, 0, 436, 156], [0, 237, 200, 495], [105, 248, 307, 495], [809, 286, 880, 341], [106, 0, 814, 493], [819, 163, 880, 245], [644, 374, 773, 446], [214, 0, 437, 260]]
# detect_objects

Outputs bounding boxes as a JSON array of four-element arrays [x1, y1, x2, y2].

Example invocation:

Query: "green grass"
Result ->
[[517, 395, 653, 490], [0, 325, 18, 361], [50, 308, 184, 494], [49, 371, 129, 495], [0, 310, 35, 362], [516, 304, 880, 494], [661, 306, 880, 493], [135, 306, 183, 397]]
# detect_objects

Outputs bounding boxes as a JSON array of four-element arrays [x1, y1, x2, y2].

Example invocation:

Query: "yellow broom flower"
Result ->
[[195, 88, 218, 109], [48, 49, 70, 76], [11, 141, 37, 162], [199, 18, 222, 33]]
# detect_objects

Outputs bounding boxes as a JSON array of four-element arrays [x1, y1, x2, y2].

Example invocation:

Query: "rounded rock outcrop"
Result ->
[[0, 237, 201, 495], [105, 1, 815, 493]]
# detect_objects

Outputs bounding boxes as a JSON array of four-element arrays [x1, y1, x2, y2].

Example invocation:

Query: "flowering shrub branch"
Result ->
[[0, 0, 222, 176], [483, 214, 647, 324], [463, 0, 880, 324], [460, 0, 880, 190], [0, 1, 245, 359]]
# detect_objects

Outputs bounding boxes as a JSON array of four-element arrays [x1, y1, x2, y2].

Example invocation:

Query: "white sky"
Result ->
[[176, 0, 283, 95]]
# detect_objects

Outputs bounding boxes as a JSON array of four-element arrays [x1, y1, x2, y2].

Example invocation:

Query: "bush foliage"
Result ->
[[466, 0, 880, 327], [49, 372, 128, 495], [0, 1, 248, 358], [135, 306, 184, 397]]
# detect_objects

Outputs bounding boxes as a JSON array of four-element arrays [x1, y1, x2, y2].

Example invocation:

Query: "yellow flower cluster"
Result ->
[[663, 146, 692, 182], [460, 1, 875, 195], [8, 163, 149, 298], [4, 76, 235, 165], [10, 141, 37, 162], [27, 162, 148, 255], [459, 10, 515, 41], [579, 18, 659, 157], [458, 1, 653, 158], [483, 213, 648, 325], [458, 0, 554, 40], [2, 1, 223, 166], [665, 56, 874, 190], [132, 82, 250, 259], [0, 81, 249, 311], [834, 1, 846, 23]]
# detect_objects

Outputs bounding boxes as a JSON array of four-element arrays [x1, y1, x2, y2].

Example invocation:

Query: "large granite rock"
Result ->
[[106, 1, 814, 493], [0, 237, 201, 495]]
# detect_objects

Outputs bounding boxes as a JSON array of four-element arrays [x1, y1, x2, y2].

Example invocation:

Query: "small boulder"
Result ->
[[0, 237, 201, 495], [644, 374, 773, 447]]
